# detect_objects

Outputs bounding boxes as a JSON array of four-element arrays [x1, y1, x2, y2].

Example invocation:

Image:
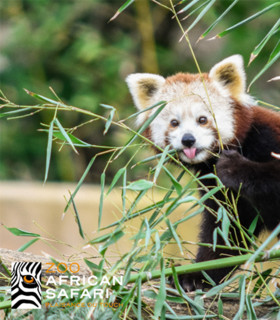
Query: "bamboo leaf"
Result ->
[[133, 149, 176, 167], [24, 89, 68, 108], [55, 118, 78, 154], [126, 189, 149, 217], [216, 2, 280, 38], [218, 298, 223, 317], [122, 100, 166, 122], [126, 179, 153, 191], [18, 238, 39, 252], [144, 218, 151, 248], [268, 38, 280, 63], [101, 104, 115, 135], [110, 0, 135, 21], [0, 107, 33, 118], [122, 167, 127, 214], [181, 0, 211, 22], [220, 208, 230, 243], [217, 227, 231, 248], [154, 258, 166, 318], [89, 233, 112, 245], [64, 155, 96, 213], [170, 264, 181, 294], [204, 275, 241, 297], [163, 166, 183, 195], [169, 268, 205, 315], [99, 228, 125, 255], [155, 231, 161, 252], [4, 226, 40, 237], [111, 288, 135, 320], [245, 295, 257, 320], [252, 268, 273, 294], [151, 178, 198, 229], [200, 0, 238, 40], [44, 120, 54, 183], [84, 258, 97, 270], [153, 145, 170, 184], [131, 221, 146, 243], [101, 197, 174, 230], [178, 0, 201, 14], [84, 259, 104, 277], [70, 193, 85, 239], [107, 167, 126, 195], [249, 19, 280, 64], [171, 277, 205, 315], [187, 0, 216, 32], [173, 207, 204, 228], [53, 131, 91, 147], [115, 101, 166, 159], [213, 228, 218, 252], [148, 170, 185, 227], [245, 223, 280, 266], [249, 39, 280, 89], [233, 276, 246, 320], [166, 219, 183, 255], [248, 215, 259, 235], [199, 185, 222, 203], [99, 172, 106, 230]]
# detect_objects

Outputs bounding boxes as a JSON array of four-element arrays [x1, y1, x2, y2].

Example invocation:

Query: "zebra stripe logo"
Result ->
[[11, 262, 42, 309]]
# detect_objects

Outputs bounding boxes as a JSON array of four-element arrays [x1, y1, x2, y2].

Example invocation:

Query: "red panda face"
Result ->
[[126, 55, 255, 164], [146, 78, 235, 164]]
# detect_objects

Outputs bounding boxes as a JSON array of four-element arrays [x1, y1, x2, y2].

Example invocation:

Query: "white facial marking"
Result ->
[[148, 80, 235, 163]]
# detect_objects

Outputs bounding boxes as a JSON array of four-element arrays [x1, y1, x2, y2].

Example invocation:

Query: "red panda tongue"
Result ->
[[183, 148, 197, 159]]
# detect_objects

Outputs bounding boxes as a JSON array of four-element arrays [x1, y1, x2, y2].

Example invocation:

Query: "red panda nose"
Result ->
[[182, 133, 196, 147]]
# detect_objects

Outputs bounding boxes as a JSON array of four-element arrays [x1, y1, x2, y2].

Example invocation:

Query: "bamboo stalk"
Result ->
[[128, 249, 280, 283]]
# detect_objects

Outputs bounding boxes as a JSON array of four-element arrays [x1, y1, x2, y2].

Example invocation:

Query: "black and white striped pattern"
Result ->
[[11, 262, 41, 309]]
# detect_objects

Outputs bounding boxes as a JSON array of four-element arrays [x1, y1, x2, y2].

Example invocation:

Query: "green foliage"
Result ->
[[1, 0, 280, 318], [0, 0, 134, 181], [1, 88, 280, 318], [0, 0, 279, 181]]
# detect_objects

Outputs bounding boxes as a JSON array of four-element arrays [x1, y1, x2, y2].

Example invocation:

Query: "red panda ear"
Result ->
[[209, 55, 252, 104], [126, 73, 165, 111]]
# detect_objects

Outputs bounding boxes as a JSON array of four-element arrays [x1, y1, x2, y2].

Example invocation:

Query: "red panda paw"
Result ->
[[216, 150, 248, 191], [168, 273, 211, 292]]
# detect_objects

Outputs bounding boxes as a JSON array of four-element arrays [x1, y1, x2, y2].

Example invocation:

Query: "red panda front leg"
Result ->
[[216, 149, 280, 233], [171, 208, 239, 292], [216, 149, 280, 197]]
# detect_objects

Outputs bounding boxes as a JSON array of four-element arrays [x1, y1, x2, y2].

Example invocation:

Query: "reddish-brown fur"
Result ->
[[253, 106, 280, 142], [232, 101, 254, 144], [166, 73, 209, 85]]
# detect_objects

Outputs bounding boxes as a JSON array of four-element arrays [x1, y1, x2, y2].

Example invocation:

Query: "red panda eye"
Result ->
[[170, 119, 179, 127], [198, 116, 208, 125]]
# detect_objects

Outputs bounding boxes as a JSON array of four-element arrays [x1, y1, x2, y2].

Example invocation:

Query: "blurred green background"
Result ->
[[0, 0, 279, 183]]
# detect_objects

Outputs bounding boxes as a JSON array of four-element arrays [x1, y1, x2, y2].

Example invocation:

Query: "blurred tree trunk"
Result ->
[[134, 0, 159, 74]]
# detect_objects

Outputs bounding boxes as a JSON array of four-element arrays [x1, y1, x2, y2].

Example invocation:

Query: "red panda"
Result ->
[[126, 55, 280, 291]]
